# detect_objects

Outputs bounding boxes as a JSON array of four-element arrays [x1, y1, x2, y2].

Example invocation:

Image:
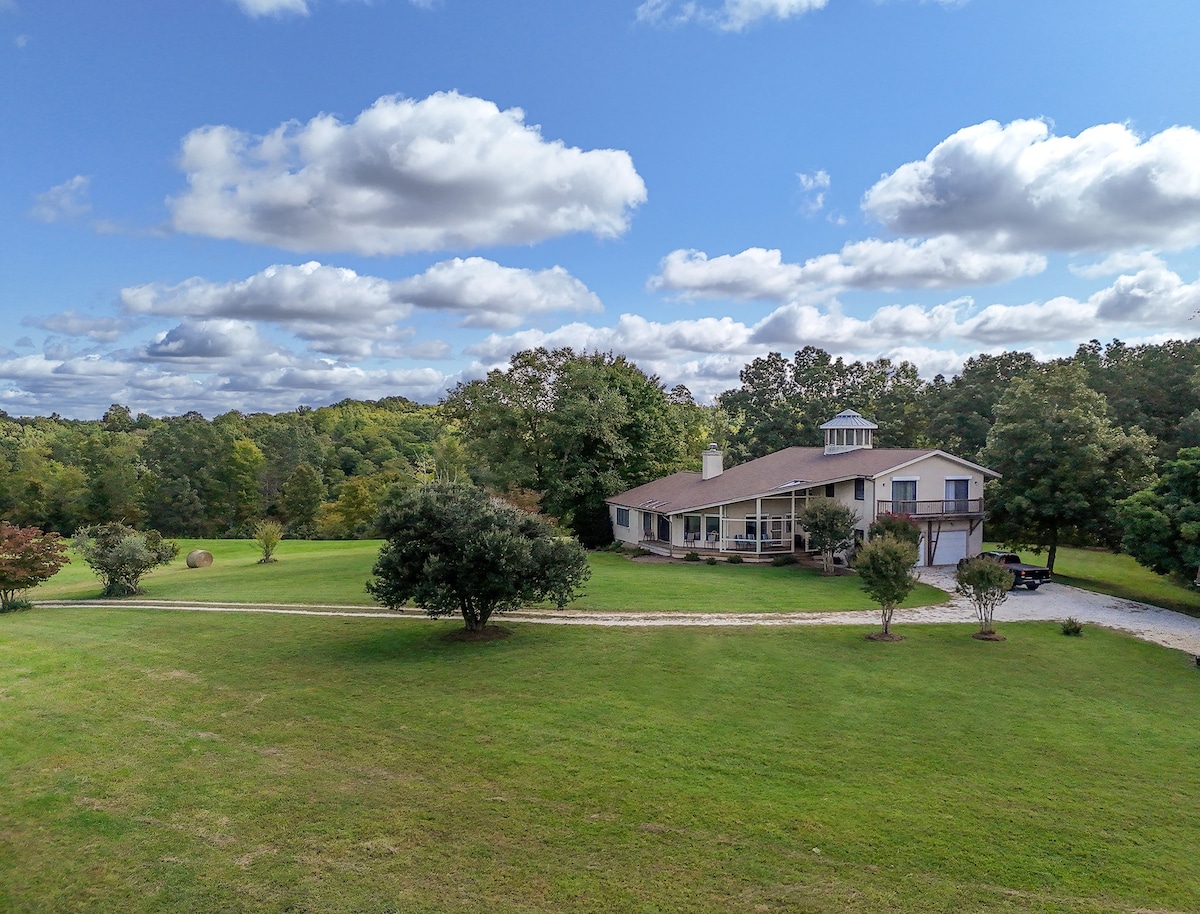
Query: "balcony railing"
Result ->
[[877, 499, 984, 517]]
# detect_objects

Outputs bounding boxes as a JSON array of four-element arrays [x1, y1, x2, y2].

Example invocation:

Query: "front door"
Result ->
[[945, 479, 969, 513], [893, 479, 917, 514], [657, 514, 671, 543]]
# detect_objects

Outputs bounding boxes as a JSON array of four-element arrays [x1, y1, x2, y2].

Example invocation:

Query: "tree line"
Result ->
[[2, 338, 1199, 573]]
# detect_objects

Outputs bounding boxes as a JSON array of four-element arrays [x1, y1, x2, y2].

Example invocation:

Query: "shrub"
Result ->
[[799, 499, 860, 573], [253, 519, 284, 564], [0, 597, 34, 613], [868, 513, 922, 548], [0, 522, 70, 608], [771, 554, 798, 566], [705, 556, 718, 565], [1061, 617, 1084, 636], [854, 534, 919, 638], [683, 551, 701, 562], [604, 541, 626, 553], [955, 556, 1015, 635], [726, 554, 744, 564], [74, 523, 178, 597]]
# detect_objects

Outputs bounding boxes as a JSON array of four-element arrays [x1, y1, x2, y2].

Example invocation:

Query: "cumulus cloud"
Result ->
[[233, 0, 309, 15], [864, 119, 1200, 253], [636, 0, 828, 31], [121, 259, 600, 357], [29, 175, 91, 224], [169, 91, 646, 256], [22, 311, 140, 342], [651, 237, 1044, 300]]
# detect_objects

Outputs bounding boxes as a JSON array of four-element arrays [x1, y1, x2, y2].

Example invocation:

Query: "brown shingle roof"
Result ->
[[607, 447, 991, 515]]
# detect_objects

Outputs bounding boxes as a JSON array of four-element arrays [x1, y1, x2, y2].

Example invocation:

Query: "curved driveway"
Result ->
[[36, 568, 1200, 656]]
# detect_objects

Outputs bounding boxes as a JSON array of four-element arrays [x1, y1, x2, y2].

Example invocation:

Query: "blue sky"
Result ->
[[4, 0, 1200, 417]]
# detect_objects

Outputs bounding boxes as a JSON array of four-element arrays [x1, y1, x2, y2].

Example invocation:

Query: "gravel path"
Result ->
[[36, 570, 1200, 657]]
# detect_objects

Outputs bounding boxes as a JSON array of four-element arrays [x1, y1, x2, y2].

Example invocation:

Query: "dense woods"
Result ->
[[2, 338, 1199, 563]]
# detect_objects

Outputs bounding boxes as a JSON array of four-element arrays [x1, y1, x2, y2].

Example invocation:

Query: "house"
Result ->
[[606, 409, 999, 567]]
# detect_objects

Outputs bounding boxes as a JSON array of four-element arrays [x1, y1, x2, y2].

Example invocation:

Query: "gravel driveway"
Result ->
[[37, 571, 1200, 656]]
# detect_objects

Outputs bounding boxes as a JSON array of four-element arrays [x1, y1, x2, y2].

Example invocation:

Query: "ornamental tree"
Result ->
[[955, 556, 1015, 636], [854, 534, 919, 639], [367, 482, 590, 632], [74, 522, 179, 597], [799, 499, 860, 573], [253, 519, 284, 564], [0, 522, 70, 609]]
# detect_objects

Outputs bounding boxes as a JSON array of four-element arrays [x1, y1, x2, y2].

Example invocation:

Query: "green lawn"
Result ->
[[2, 610, 1198, 912], [32, 542, 948, 613], [987, 542, 1200, 617]]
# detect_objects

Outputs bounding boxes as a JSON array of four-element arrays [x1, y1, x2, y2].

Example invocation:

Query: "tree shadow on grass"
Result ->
[[311, 620, 522, 666]]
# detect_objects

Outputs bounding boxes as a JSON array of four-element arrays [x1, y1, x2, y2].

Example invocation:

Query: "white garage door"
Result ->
[[915, 530, 969, 567]]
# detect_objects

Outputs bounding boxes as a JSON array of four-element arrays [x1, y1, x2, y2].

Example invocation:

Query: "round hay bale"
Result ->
[[186, 549, 214, 569]]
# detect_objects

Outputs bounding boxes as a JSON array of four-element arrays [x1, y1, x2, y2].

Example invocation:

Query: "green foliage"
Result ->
[[984, 362, 1155, 572], [799, 498, 860, 573], [0, 521, 70, 606], [445, 348, 693, 548], [279, 462, 325, 536], [0, 596, 32, 613], [1116, 447, 1200, 581], [854, 535, 919, 635], [955, 556, 1015, 633], [868, 512, 921, 547], [925, 351, 1037, 463], [253, 519, 284, 564], [726, 554, 744, 564], [770, 553, 798, 566], [705, 556, 718, 565], [367, 482, 590, 630], [683, 551, 701, 562], [1061, 617, 1084, 636], [73, 522, 178, 597]]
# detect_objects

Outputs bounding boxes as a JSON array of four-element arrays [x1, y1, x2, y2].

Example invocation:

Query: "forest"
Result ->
[[1, 338, 1197, 554]]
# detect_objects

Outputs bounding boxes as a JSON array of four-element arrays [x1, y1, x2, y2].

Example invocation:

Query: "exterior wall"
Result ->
[[609, 504, 641, 547], [874, 454, 986, 508]]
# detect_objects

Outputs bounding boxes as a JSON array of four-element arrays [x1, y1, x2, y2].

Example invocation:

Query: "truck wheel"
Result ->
[[1025, 583, 1040, 591]]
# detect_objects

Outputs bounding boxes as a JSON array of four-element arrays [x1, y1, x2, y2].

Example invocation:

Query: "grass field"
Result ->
[[988, 542, 1200, 618], [31, 542, 948, 614], [2, 609, 1198, 912]]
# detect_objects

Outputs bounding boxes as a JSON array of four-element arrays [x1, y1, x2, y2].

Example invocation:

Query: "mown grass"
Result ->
[[987, 542, 1200, 618], [32, 542, 948, 613], [1, 609, 1198, 913]]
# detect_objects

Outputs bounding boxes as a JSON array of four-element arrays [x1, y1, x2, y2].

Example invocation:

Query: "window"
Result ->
[[705, 515, 720, 542], [854, 478, 865, 500], [892, 479, 917, 513], [684, 515, 702, 542], [825, 483, 836, 498], [616, 507, 629, 527]]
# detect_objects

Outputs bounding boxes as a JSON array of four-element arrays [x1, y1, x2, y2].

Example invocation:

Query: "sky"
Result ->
[[4, 0, 1200, 418]]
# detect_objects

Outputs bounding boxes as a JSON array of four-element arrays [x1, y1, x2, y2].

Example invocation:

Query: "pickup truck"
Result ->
[[957, 552, 1052, 590]]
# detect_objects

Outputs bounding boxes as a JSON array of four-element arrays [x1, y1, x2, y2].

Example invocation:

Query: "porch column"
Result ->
[[719, 503, 726, 553], [756, 496, 762, 554], [791, 489, 796, 552]]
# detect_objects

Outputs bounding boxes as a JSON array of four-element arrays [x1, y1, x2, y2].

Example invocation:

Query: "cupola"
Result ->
[[820, 409, 876, 455]]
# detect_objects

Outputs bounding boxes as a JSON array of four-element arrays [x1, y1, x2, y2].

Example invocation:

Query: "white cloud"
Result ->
[[651, 237, 1044, 300], [636, 0, 828, 31], [233, 0, 309, 16], [1069, 251, 1165, 279], [864, 119, 1200, 253], [797, 169, 830, 213], [29, 175, 91, 224], [22, 311, 139, 342], [169, 91, 646, 256], [121, 258, 600, 357]]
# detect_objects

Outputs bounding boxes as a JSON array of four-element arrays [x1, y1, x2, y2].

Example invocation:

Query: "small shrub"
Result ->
[[683, 551, 701, 562], [0, 597, 34, 613], [771, 554, 798, 566], [1061, 617, 1084, 636], [705, 556, 717, 565], [604, 541, 626, 553], [629, 547, 653, 558], [726, 554, 744, 564]]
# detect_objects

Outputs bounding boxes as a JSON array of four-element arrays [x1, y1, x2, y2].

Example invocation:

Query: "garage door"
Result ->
[[915, 530, 969, 567]]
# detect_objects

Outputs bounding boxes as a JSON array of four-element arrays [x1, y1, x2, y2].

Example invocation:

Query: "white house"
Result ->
[[605, 410, 999, 566]]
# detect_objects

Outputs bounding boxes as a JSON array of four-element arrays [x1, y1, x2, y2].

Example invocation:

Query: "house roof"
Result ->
[[607, 446, 997, 515]]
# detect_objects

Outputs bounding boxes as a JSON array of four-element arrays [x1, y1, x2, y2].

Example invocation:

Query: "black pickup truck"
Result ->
[[958, 552, 1052, 590]]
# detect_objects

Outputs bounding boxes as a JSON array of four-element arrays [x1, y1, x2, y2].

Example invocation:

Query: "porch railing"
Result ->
[[876, 498, 984, 517]]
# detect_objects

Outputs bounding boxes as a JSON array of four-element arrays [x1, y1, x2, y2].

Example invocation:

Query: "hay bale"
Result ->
[[186, 549, 213, 569]]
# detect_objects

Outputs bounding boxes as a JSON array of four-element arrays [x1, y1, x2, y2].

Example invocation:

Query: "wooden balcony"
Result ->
[[876, 499, 984, 518]]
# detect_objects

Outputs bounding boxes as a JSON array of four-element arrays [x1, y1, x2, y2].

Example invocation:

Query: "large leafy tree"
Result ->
[[74, 522, 178, 597], [798, 499, 860, 573], [367, 482, 590, 631], [925, 351, 1037, 463], [983, 363, 1154, 573], [445, 348, 688, 546], [1116, 447, 1200, 581]]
